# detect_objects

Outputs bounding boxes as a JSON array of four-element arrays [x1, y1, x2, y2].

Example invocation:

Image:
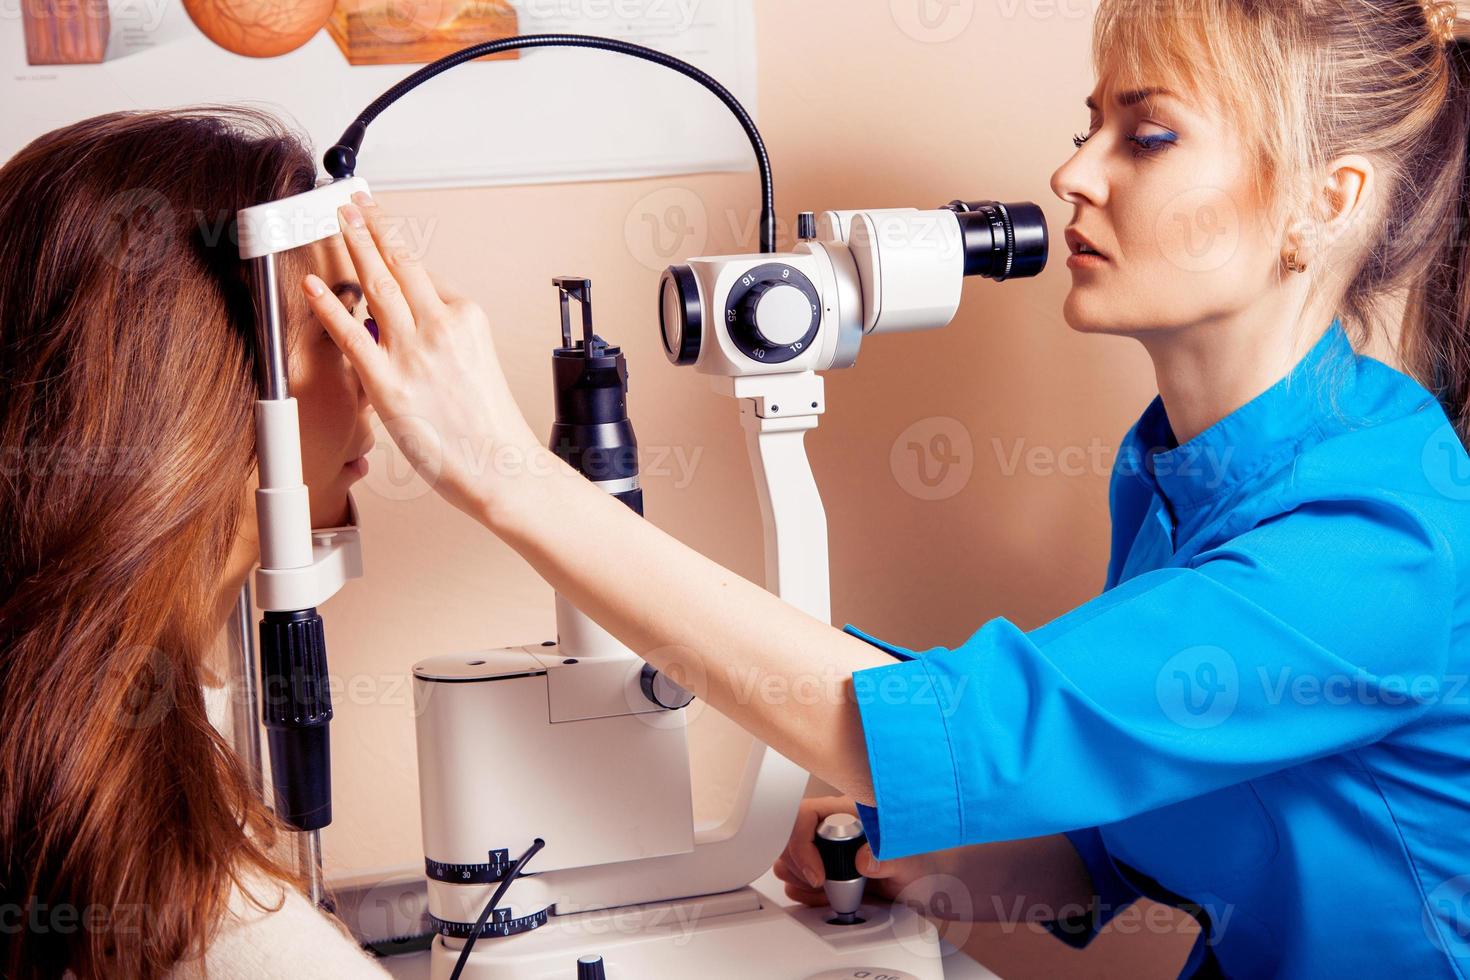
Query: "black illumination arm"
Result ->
[[323, 33, 776, 254]]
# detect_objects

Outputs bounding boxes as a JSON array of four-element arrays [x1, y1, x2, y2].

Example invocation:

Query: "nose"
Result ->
[[1050, 140, 1107, 209]]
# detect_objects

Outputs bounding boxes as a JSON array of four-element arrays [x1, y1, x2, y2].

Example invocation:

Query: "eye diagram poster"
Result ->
[[2, 0, 758, 189]]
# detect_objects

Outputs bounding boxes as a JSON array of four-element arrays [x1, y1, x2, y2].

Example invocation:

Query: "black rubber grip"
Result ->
[[258, 608, 333, 831], [815, 829, 865, 882]]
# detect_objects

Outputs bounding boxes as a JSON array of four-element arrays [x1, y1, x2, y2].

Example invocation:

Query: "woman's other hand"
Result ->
[[302, 191, 543, 520], [772, 795, 930, 908]]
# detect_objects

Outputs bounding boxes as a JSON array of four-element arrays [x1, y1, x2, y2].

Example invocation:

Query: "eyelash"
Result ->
[[1071, 131, 1177, 156]]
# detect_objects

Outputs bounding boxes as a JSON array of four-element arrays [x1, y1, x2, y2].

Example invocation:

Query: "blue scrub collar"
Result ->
[[1120, 316, 1359, 514]]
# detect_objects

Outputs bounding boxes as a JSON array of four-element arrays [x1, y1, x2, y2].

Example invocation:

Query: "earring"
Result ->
[[1285, 248, 1307, 274]]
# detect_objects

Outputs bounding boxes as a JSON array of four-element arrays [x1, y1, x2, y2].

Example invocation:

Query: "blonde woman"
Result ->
[[301, 1, 1470, 977]]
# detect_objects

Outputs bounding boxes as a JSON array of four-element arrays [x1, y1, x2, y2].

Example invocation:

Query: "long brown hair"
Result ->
[[1092, 0, 1470, 445], [0, 108, 316, 978]]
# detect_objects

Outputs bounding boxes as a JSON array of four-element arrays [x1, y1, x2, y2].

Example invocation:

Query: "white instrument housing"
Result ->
[[658, 206, 969, 379]]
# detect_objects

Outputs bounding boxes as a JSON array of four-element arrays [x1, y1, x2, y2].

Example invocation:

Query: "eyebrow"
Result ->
[[332, 281, 363, 304], [1085, 87, 1174, 111]]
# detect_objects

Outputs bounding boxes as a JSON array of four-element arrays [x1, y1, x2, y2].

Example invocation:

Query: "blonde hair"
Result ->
[[1093, 0, 1470, 442]]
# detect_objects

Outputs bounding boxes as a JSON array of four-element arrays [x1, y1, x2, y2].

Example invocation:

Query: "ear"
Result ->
[[1313, 153, 1375, 252]]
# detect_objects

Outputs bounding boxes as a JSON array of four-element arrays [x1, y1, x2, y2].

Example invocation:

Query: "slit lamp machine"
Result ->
[[230, 34, 1047, 980]]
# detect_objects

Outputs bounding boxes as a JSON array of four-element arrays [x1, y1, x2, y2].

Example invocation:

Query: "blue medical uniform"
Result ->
[[843, 317, 1470, 977]]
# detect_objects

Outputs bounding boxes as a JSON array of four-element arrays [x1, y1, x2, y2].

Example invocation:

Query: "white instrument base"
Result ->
[[427, 884, 946, 980]]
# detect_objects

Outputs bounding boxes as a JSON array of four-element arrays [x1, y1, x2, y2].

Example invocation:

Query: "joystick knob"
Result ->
[[814, 813, 867, 925]]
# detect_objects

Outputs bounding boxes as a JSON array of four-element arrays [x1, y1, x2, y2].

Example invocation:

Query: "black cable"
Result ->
[[324, 33, 776, 254], [446, 837, 546, 980]]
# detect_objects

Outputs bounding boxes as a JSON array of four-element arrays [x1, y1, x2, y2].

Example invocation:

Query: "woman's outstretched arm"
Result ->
[[484, 424, 899, 802]]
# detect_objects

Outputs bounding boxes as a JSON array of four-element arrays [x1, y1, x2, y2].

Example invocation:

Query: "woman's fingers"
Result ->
[[302, 273, 389, 389], [427, 267, 468, 306], [783, 802, 825, 887], [336, 199, 415, 346], [781, 881, 830, 907], [856, 843, 891, 878], [773, 856, 828, 905], [350, 191, 447, 316], [773, 853, 818, 889]]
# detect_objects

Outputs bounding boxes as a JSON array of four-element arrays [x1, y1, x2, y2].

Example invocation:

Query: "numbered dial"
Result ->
[[425, 852, 515, 884], [724, 263, 820, 364], [430, 907, 548, 939]]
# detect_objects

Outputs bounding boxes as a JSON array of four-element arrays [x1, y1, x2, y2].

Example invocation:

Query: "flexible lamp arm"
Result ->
[[323, 32, 777, 254]]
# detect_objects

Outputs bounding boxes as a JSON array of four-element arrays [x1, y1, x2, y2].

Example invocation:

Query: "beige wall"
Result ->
[[305, 3, 1193, 975]]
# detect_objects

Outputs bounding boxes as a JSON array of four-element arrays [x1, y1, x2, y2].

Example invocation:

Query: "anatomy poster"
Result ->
[[4, 0, 757, 188]]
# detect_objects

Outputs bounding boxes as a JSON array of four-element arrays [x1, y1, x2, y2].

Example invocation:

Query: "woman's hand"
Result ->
[[772, 795, 932, 907], [302, 191, 545, 521]]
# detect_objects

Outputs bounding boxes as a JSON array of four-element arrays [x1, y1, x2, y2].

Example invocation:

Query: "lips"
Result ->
[[346, 436, 376, 465], [1065, 227, 1108, 259]]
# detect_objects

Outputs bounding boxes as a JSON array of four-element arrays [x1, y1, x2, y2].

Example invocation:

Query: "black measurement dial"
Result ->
[[724, 263, 820, 365], [425, 852, 515, 884], [430, 907, 548, 939]]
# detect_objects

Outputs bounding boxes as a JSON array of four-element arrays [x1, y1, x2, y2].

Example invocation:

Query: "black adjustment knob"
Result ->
[[815, 813, 865, 881], [577, 954, 607, 979], [797, 211, 816, 240], [640, 664, 694, 710], [815, 813, 867, 925]]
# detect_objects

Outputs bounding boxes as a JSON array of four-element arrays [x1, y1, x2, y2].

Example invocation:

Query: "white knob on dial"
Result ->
[[741, 282, 812, 347]]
